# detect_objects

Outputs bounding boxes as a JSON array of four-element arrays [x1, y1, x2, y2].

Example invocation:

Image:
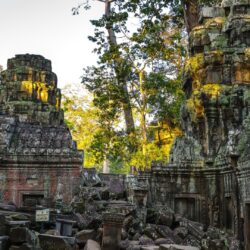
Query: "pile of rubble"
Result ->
[[0, 169, 241, 250]]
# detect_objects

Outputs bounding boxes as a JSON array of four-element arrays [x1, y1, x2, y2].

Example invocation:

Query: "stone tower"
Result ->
[[0, 54, 83, 207], [146, 0, 250, 248]]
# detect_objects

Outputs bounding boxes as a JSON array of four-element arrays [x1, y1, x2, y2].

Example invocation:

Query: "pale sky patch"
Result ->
[[0, 0, 104, 87]]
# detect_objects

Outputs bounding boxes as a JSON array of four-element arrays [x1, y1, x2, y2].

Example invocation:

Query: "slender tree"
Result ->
[[80, 0, 185, 168], [73, 0, 135, 136]]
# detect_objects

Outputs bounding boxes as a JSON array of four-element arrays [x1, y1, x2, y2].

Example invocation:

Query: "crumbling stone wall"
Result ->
[[140, 1, 250, 248], [0, 54, 83, 207]]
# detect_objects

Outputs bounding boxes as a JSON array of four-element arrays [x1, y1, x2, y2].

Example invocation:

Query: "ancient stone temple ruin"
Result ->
[[141, 0, 250, 248], [1, 1, 250, 250], [0, 54, 83, 207]]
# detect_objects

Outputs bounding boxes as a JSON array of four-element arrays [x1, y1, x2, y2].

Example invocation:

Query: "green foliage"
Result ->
[[83, 0, 185, 121], [169, 0, 222, 28], [74, 0, 187, 171], [130, 142, 169, 171], [145, 72, 184, 126], [62, 84, 102, 168], [62, 83, 132, 172]]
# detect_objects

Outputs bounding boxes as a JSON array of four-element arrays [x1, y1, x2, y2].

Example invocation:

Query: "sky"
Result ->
[[0, 0, 104, 87]]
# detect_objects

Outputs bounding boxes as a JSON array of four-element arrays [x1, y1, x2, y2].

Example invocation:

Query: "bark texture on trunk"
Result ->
[[104, 0, 135, 135], [183, 0, 200, 33], [103, 154, 110, 173]]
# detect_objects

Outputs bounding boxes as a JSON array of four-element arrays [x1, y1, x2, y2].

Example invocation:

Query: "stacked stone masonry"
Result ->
[[0, 0, 250, 249], [139, 1, 250, 249], [0, 54, 83, 207]]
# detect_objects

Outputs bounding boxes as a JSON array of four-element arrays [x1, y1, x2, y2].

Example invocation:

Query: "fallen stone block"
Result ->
[[121, 229, 128, 240], [100, 188, 110, 200], [206, 226, 220, 240], [140, 246, 159, 250], [144, 225, 160, 240], [9, 243, 34, 250], [155, 238, 174, 246], [9, 214, 30, 221], [0, 215, 7, 236], [0, 236, 9, 250], [228, 237, 241, 250], [8, 246, 19, 250], [83, 239, 101, 250], [0, 203, 16, 212], [7, 221, 30, 231], [39, 234, 73, 250], [173, 227, 188, 239], [130, 241, 140, 244], [126, 241, 140, 250], [160, 245, 199, 250], [155, 226, 182, 245], [133, 233, 141, 241], [128, 245, 140, 250], [44, 229, 60, 236], [181, 220, 205, 240], [75, 229, 96, 246], [156, 208, 174, 228], [182, 235, 200, 249], [74, 213, 87, 229], [119, 239, 130, 250], [139, 236, 154, 246], [10, 227, 36, 245]]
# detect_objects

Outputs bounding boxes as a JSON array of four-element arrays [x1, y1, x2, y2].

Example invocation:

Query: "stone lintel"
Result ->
[[102, 213, 124, 226]]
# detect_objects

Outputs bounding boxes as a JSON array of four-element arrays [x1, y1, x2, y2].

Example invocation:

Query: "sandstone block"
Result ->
[[155, 238, 175, 246], [173, 227, 188, 239], [83, 239, 101, 250], [0, 236, 9, 250], [9, 228, 35, 245], [140, 246, 159, 250], [9, 243, 34, 250], [159, 245, 199, 250], [75, 229, 96, 245], [39, 235, 73, 250]]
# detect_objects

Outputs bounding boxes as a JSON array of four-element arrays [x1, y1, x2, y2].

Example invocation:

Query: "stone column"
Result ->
[[133, 188, 148, 224], [102, 213, 124, 250], [204, 104, 219, 162], [133, 188, 148, 207], [137, 171, 151, 204]]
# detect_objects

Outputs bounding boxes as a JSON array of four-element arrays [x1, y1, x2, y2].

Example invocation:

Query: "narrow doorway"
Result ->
[[22, 194, 44, 207]]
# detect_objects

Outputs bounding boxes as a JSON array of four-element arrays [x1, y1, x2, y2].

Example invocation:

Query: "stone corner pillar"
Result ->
[[102, 212, 124, 250], [133, 188, 148, 207]]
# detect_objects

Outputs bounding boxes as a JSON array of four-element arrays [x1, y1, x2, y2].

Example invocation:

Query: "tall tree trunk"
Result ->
[[105, 0, 135, 135], [182, 0, 200, 34], [139, 71, 147, 158], [103, 154, 110, 173]]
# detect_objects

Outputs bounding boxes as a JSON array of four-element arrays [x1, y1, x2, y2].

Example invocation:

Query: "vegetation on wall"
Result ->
[[65, 0, 224, 172]]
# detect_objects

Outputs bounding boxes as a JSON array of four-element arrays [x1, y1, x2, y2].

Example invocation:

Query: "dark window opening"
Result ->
[[233, 6, 247, 15], [23, 194, 44, 207], [175, 198, 196, 221], [243, 31, 250, 46], [191, 46, 204, 56], [225, 7, 230, 17]]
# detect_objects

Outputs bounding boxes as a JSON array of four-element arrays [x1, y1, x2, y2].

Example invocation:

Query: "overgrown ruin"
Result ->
[[0, 0, 250, 249], [0, 54, 83, 207], [148, 0, 250, 247]]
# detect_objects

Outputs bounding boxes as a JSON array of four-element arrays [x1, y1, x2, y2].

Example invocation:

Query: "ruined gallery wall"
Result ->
[[0, 166, 81, 207], [133, 2, 250, 246]]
